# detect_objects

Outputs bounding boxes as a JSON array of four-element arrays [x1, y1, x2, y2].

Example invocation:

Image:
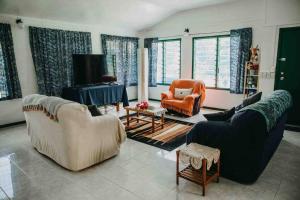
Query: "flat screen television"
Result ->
[[72, 54, 107, 85]]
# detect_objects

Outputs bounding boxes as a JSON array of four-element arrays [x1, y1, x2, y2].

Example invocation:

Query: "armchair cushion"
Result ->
[[174, 88, 193, 99]]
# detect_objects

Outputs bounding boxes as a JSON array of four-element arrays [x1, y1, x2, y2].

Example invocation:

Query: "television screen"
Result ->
[[72, 54, 107, 85]]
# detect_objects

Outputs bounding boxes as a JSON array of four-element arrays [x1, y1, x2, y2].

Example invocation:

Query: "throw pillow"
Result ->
[[87, 105, 102, 116], [174, 88, 193, 99], [204, 107, 236, 121], [243, 92, 262, 107], [236, 92, 262, 111]]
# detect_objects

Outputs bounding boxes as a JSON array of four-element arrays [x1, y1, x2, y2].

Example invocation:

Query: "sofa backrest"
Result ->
[[232, 90, 292, 133], [23, 94, 91, 123], [237, 90, 292, 132], [169, 79, 205, 94], [231, 109, 267, 133]]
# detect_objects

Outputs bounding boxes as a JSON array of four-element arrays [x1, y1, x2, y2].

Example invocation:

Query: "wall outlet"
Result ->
[[260, 71, 275, 79]]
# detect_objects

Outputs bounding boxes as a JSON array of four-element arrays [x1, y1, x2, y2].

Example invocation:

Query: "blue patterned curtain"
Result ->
[[230, 28, 252, 94], [144, 38, 158, 87], [0, 23, 22, 100], [101, 34, 138, 86], [29, 27, 92, 96]]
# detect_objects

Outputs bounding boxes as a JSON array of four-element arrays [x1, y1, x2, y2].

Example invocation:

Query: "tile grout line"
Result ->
[[0, 186, 11, 200], [91, 147, 175, 200], [273, 180, 282, 200], [6, 153, 32, 180], [94, 174, 145, 200]]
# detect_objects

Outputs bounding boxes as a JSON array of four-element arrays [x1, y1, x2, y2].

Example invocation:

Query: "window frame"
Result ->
[[192, 35, 230, 90], [156, 38, 181, 85]]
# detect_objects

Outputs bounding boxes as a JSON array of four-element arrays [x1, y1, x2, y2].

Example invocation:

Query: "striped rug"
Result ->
[[121, 116, 193, 151]]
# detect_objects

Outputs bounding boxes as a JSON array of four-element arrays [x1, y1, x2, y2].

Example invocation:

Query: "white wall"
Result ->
[[139, 0, 300, 109], [0, 14, 138, 125]]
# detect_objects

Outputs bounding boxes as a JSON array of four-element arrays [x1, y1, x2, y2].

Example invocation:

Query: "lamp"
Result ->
[[183, 28, 190, 36]]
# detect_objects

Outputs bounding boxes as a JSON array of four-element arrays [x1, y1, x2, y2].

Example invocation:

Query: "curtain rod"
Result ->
[[158, 30, 230, 39]]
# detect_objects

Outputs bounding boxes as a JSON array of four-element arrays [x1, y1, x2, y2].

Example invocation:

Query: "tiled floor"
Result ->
[[0, 104, 299, 200]]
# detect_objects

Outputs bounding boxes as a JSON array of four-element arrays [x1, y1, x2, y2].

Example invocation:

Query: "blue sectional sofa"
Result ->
[[187, 90, 292, 183]]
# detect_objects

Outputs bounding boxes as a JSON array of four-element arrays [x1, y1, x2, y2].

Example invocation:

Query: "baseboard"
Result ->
[[129, 98, 138, 102], [148, 99, 226, 111], [202, 106, 227, 111], [148, 98, 160, 102], [285, 124, 300, 132], [0, 121, 26, 129]]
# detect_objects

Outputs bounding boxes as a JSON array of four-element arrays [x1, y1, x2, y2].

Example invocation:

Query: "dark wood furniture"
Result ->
[[176, 150, 220, 196]]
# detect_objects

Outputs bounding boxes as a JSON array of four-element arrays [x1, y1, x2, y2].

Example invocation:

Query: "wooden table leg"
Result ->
[[176, 150, 179, 185], [161, 114, 164, 129], [202, 159, 207, 196], [126, 109, 130, 127], [217, 158, 220, 183], [116, 102, 120, 112], [152, 115, 155, 133]]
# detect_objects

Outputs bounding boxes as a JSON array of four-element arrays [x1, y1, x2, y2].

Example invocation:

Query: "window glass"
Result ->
[[217, 37, 230, 88], [193, 36, 230, 89], [194, 38, 217, 87], [156, 40, 181, 84]]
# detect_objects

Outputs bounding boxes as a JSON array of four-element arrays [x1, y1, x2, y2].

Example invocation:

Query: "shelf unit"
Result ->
[[243, 46, 260, 98]]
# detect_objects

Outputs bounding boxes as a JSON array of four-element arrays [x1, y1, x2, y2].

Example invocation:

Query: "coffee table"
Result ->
[[124, 105, 167, 133]]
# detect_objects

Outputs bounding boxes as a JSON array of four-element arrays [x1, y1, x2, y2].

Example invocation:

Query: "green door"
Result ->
[[275, 27, 300, 127]]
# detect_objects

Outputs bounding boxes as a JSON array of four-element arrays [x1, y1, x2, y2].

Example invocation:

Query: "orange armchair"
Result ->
[[161, 79, 206, 116]]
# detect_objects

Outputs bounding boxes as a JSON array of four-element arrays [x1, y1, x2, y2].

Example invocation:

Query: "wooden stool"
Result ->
[[176, 144, 220, 196]]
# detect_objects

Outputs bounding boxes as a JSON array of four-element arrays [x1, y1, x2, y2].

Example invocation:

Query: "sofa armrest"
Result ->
[[184, 93, 200, 102], [203, 107, 236, 122], [90, 114, 126, 144], [161, 92, 173, 100], [203, 112, 226, 121], [187, 121, 233, 149]]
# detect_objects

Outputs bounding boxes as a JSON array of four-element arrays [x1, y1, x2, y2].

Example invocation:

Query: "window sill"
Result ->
[[0, 97, 10, 102], [206, 87, 230, 91], [156, 83, 171, 86]]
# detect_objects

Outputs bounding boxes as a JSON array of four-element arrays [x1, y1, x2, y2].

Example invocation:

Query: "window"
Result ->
[[0, 44, 9, 99], [193, 35, 230, 89], [101, 34, 138, 86], [156, 39, 181, 84], [0, 23, 22, 99]]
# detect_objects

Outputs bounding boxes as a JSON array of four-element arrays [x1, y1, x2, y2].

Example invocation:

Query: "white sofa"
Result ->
[[23, 96, 126, 171]]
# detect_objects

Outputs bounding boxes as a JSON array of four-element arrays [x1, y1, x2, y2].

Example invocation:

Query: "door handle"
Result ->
[[279, 58, 286, 62]]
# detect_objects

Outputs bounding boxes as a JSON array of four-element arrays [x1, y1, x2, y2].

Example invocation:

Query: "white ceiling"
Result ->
[[0, 0, 237, 31]]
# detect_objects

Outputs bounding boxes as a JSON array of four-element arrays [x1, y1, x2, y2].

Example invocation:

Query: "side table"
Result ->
[[176, 143, 220, 196]]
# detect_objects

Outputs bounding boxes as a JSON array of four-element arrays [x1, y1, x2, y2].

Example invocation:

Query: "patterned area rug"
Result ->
[[121, 116, 193, 151]]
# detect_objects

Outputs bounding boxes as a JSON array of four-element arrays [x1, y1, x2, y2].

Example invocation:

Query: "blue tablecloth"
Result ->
[[62, 84, 129, 107]]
